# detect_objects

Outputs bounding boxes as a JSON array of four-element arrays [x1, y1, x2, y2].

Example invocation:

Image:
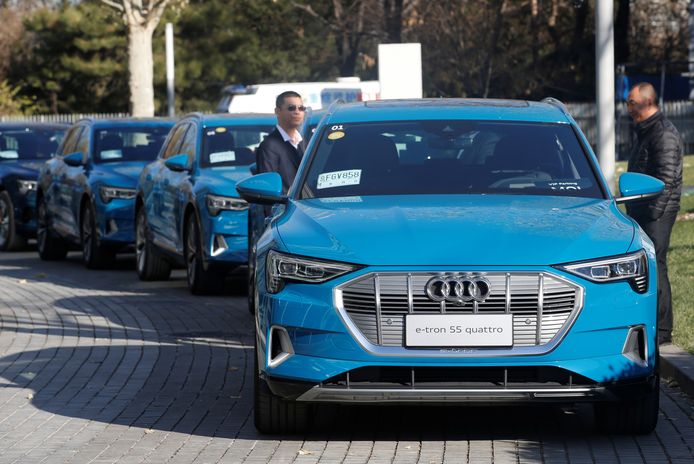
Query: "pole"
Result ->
[[596, 0, 615, 192], [166, 23, 175, 118]]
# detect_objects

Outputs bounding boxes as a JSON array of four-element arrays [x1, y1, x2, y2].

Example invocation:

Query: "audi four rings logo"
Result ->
[[425, 275, 492, 304]]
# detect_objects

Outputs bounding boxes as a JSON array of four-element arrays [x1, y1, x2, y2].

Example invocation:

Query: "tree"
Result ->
[[10, 3, 128, 114], [100, 0, 181, 116]]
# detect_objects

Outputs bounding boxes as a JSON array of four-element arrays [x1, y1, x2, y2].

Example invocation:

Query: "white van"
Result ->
[[215, 78, 380, 113]]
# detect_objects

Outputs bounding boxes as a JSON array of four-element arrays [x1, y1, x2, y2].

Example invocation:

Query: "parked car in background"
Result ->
[[135, 113, 274, 294], [36, 118, 173, 268], [0, 123, 67, 251], [237, 98, 664, 435]]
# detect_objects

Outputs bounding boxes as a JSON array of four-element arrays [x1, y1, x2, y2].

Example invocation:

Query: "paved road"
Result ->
[[1, 251, 693, 464]]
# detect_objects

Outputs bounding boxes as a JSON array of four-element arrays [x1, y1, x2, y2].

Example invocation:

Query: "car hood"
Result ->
[[276, 195, 636, 266], [0, 159, 44, 179], [92, 161, 148, 186], [199, 165, 253, 195]]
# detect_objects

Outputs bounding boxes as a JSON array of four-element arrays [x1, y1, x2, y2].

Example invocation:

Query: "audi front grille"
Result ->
[[335, 271, 584, 356]]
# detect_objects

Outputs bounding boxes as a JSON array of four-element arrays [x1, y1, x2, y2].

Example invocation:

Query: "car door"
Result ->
[[60, 125, 91, 242], [159, 122, 197, 255], [43, 125, 82, 239], [146, 123, 188, 250]]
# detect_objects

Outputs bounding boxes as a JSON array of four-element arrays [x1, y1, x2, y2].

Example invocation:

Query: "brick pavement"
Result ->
[[0, 251, 693, 464]]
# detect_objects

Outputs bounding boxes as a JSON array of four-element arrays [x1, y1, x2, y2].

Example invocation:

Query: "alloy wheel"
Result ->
[[82, 206, 93, 263], [0, 197, 9, 249], [135, 211, 146, 274], [186, 217, 198, 288], [36, 199, 48, 253]]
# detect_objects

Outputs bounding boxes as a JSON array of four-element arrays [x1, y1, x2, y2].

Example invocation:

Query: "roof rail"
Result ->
[[325, 98, 344, 118], [541, 97, 570, 116]]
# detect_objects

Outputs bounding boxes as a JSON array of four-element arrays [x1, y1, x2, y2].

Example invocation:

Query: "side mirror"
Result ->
[[236, 172, 287, 205], [165, 153, 191, 172], [63, 152, 84, 167], [249, 162, 257, 175], [615, 172, 664, 204]]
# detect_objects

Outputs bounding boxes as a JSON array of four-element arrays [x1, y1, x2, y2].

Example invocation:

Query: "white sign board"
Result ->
[[378, 43, 423, 99]]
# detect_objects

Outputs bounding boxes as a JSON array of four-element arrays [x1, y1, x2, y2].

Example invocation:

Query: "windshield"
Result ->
[[201, 125, 272, 167], [0, 128, 65, 160], [94, 126, 169, 163], [300, 120, 604, 199]]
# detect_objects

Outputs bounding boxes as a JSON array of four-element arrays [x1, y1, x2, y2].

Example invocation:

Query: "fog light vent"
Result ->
[[211, 234, 228, 257], [107, 219, 118, 235], [622, 325, 648, 367], [268, 326, 294, 368]]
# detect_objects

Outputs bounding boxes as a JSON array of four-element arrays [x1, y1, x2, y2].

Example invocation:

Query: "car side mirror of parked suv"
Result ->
[[236, 172, 287, 205], [164, 153, 191, 172], [63, 152, 85, 167], [615, 172, 664, 204]]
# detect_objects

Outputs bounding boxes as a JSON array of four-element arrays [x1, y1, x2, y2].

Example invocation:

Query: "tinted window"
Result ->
[[178, 124, 197, 165], [0, 127, 66, 160], [59, 126, 83, 157], [300, 121, 603, 199], [162, 124, 188, 160], [75, 126, 90, 158], [94, 126, 170, 163], [201, 125, 272, 167]]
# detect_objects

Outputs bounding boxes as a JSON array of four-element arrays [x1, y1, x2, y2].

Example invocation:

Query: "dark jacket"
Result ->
[[626, 111, 683, 221], [256, 128, 306, 194]]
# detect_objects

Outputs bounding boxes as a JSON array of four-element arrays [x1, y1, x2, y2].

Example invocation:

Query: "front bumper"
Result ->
[[203, 209, 248, 266], [96, 198, 136, 245], [256, 263, 658, 403]]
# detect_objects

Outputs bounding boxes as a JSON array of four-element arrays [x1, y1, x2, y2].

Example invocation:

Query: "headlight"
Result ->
[[206, 194, 248, 216], [17, 180, 37, 195], [556, 250, 648, 293], [99, 186, 136, 203], [265, 250, 360, 294]]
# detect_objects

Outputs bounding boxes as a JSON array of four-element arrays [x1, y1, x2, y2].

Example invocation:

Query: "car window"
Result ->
[[94, 125, 170, 164], [162, 124, 188, 160], [59, 126, 83, 156], [177, 123, 197, 165], [200, 125, 272, 167], [0, 127, 65, 160], [300, 120, 603, 199], [75, 126, 90, 159]]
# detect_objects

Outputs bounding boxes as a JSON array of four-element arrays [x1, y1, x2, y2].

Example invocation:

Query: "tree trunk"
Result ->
[[128, 24, 155, 117], [482, 0, 505, 97]]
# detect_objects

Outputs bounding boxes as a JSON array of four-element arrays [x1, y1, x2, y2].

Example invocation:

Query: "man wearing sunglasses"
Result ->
[[256, 91, 307, 194]]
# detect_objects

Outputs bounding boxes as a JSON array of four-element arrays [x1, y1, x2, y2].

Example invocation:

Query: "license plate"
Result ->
[[405, 314, 513, 347]]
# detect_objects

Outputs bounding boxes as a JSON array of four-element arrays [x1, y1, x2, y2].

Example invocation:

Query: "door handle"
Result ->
[[163, 179, 170, 186], [146, 174, 152, 181]]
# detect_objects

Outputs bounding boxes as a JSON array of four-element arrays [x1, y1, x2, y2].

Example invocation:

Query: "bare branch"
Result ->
[[100, 0, 124, 12]]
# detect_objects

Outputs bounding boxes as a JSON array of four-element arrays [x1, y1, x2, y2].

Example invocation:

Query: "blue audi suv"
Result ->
[[135, 113, 274, 294], [36, 118, 173, 268], [1, 123, 67, 250], [237, 99, 665, 434]]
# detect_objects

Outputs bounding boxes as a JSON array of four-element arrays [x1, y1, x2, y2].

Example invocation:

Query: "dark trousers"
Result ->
[[637, 210, 678, 343]]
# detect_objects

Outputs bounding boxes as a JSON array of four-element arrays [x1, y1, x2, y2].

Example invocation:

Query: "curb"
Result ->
[[659, 344, 694, 398]]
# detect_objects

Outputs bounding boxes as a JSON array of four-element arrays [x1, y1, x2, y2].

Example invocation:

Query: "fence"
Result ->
[[566, 100, 694, 160], [0, 113, 129, 124]]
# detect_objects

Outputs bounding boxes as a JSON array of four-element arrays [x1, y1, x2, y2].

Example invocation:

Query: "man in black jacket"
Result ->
[[256, 91, 307, 194], [626, 82, 683, 345]]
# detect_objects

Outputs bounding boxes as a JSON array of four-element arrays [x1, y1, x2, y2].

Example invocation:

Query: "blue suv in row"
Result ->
[[237, 98, 664, 435], [135, 113, 274, 294], [36, 118, 173, 268], [1, 123, 67, 250]]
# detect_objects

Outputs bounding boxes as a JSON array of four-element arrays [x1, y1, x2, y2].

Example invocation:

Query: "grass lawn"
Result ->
[[616, 155, 694, 352]]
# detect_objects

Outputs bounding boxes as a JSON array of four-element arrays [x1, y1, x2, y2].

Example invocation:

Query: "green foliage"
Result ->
[[152, 0, 338, 113], [0, 79, 37, 115], [9, 1, 128, 113]]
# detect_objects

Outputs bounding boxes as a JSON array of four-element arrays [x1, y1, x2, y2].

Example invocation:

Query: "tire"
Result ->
[[135, 207, 171, 281], [36, 195, 68, 261], [593, 378, 660, 435], [0, 190, 26, 251], [247, 216, 256, 315], [185, 213, 224, 295], [253, 339, 311, 434], [81, 202, 115, 269]]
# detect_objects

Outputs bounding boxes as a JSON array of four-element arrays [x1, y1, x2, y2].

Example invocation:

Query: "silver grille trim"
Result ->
[[335, 271, 584, 358]]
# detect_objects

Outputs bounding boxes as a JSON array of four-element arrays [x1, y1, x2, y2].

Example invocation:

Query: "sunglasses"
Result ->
[[285, 104, 306, 112]]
